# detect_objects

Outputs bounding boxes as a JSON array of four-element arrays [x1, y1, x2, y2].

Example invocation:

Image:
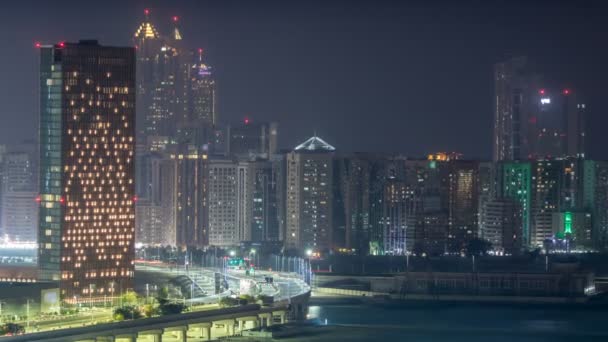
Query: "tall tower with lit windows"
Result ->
[[38, 40, 136, 301]]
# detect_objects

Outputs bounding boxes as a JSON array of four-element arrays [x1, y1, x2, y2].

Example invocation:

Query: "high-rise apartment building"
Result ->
[[445, 160, 480, 252], [381, 179, 414, 255], [38, 41, 135, 300], [135, 153, 176, 246], [207, 158, 238, 247], [285, 136, 335, 252], [481, 198, 522, 254], [583, 161, 608, 250], [498, 162, 531, 246]]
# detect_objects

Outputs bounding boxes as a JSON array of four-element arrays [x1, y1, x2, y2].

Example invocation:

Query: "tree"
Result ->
[[142, 304, 157, 318], [219, 297, 239, 308], [155, 287, 170, 306], [158, 302, 185, 316], [120, 291, 139, 306], [113, 306, 142, 321], [466, 238, 492, 256]]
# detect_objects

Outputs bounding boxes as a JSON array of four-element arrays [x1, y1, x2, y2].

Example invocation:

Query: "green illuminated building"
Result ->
[[500, 162, 531, 246]]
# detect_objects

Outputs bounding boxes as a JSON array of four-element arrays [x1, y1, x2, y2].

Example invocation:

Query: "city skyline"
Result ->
[[0, 1, 607, 159], [1, 2, 608, 340]]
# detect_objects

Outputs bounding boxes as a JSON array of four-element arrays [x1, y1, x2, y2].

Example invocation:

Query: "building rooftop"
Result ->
[[134, 21, 160, 39], [294, 136, 336, 152]]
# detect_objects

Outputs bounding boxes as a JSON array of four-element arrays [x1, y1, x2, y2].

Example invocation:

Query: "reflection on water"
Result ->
[[292, 303, 608, 342]]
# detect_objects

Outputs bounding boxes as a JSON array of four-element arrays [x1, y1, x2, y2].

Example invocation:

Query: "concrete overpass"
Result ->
[[0, 265, 311, 341], [1, 304, 288, 342]]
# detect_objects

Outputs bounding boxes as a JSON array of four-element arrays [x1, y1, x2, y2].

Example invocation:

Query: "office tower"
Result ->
[[1, 152, 38, 242], [134, 10, 184, 140], [481, 198, 522, 254], [185, 49, 216, 127], [285, 136, 335, 252], [134, 9, 162, 139], [134, 11, 217, 149], [493, 56, 534, 161], [445, 160, 480, 252], [493, 56, 586, 161], [250, 161, 280, 242], [38, 41, 135, 300], [207, 158, 238, 247], [529, 89, 585, 159], [227, 120, 278, 159], [174, 147, 208, 247]]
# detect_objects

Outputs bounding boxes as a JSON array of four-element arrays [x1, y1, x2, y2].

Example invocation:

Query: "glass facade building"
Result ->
[[38, 41, 136, 300]]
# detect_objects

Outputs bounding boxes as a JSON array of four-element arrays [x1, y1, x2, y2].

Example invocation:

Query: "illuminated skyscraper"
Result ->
[[493, 56, 586, 161], [134, 9, 162, 139], [186, 49, 216, 127], [285, 136, 335, 253], [38, 41, 136, 300]]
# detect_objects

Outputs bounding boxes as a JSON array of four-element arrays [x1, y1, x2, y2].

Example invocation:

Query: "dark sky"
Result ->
[[0, 0, 607, 159]]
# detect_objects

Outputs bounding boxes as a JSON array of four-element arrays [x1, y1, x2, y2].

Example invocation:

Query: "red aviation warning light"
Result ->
[[34, 42, 41, 48], [539, 89, 545, 95], [58, 42, 65, 48], [172, 16, 179, 22], [35, 195, 41, 203], [563, 89, 570, 95], [244, 117, 250, 125], [144, 8, 150, 16]]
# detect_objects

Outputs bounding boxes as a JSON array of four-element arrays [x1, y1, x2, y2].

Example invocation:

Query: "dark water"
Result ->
[[298, 302, 608, 342]]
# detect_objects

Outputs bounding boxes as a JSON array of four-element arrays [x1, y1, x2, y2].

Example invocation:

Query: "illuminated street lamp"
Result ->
[[229, 250, 236, 257], [306, 249, 313, 257], [249, 249, 258, 274]]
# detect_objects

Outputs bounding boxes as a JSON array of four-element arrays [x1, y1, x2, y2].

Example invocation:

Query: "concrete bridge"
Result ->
[[1, 304, 288, 342], [1, 266, 311, 342]]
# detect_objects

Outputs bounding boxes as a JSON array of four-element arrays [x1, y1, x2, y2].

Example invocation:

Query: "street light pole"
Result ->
[[26, 299, 30, 329]]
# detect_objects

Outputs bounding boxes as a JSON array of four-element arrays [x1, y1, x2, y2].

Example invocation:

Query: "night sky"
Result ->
[[0, 0, 607, 159]]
